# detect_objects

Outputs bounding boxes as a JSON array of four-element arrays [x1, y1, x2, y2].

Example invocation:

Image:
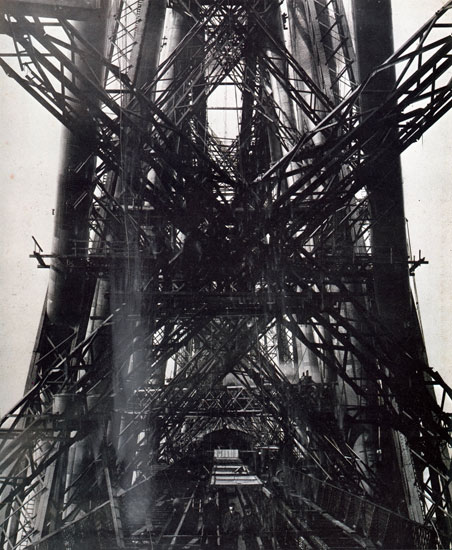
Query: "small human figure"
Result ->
[[222, 503, 242, 550], [282, 12, 288, 30], [202, 494, 219, 547], [242, 507, 260, 550], [172, 496, 182, 513]]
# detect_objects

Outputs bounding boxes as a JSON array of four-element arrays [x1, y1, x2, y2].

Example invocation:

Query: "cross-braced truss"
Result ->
[[1, 1, 452, 549]]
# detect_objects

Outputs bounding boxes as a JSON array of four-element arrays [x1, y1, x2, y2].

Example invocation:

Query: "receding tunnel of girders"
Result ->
[[198, 427, 256, 453], [146, 317, 344, 476]]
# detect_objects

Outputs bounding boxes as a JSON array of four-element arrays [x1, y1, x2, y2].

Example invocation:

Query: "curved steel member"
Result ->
[[46, 1, 110, 327]]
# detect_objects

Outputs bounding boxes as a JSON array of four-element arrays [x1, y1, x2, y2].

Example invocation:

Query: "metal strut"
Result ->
[[1, 1, 452, 548]]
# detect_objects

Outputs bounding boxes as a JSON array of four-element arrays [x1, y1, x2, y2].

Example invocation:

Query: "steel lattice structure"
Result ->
[[1, 1, 452, 549]]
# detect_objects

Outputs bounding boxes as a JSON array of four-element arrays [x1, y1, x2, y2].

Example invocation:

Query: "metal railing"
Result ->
[[280, 468, 436, 549]]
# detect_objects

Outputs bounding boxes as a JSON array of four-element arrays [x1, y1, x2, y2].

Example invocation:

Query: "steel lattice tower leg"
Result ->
[[0, 1, 452, 548]]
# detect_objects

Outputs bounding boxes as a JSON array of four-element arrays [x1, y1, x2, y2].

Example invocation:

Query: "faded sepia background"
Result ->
[[0, 0, 451, 416]]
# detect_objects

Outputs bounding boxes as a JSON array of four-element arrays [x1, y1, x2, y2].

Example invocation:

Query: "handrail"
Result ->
[[280, 467, 436, 549]]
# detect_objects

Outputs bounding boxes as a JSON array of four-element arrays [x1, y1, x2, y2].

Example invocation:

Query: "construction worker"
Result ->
[[202, 494, 219, 547], [222, 503, 242, 549], [242, 507, 260, 550]]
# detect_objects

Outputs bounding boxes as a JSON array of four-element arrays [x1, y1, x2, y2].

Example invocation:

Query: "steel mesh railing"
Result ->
[[281, 468, 436, 549]]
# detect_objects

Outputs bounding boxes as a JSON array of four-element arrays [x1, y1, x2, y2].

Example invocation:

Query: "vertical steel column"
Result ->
[[285, 0, 328, 144], [265, 5, 298, 149], [129, 0, 167, 91], [111, 3, 169, 471], [46, 3, 110, 328], [285, 0, 379, 482], [156, 4, 192, 115], [350, 0, 428, 518], [351, 0, 411, 339], [22, 5, 112, 547]]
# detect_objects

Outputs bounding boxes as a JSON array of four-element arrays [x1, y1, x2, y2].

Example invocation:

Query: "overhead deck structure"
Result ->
[[0, 0, 452, 548]]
